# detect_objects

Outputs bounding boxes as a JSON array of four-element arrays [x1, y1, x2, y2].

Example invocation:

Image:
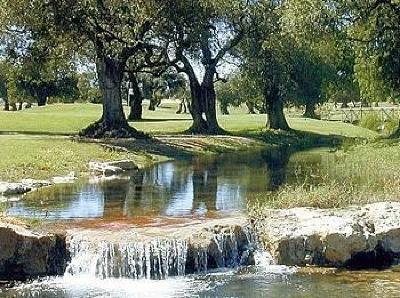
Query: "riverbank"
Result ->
[[249, 138, 400, 209]]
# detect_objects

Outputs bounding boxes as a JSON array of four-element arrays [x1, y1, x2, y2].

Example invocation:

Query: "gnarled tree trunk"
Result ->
[[80, 56, 145, 138], [188, 79, 208, 134], [202, 81, 222, 134], [187, 70, 223, 134], [127, 73, 143, 121], [265, 86, 290, 130]]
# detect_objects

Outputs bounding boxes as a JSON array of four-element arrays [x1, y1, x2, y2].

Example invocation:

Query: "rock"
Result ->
[[52, 172, 77, 184], [0, 222, 68, 280], [65, 217, 255, 279], [21, 179, 52, 189], [106, 160, 138, 171], [89, 160, 138, 177], [0, 183, 31, 196], [251, 202, 400, 268]]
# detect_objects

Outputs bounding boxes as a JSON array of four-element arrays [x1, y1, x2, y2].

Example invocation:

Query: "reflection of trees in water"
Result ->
[[10, 149, 330, 220], [101, 179, 131, 218], [192, 159, 218, 214], [262, 147, 291, 191]]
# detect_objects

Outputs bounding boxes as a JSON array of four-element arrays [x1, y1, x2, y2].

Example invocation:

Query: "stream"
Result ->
[[1, 148, 400, 297]]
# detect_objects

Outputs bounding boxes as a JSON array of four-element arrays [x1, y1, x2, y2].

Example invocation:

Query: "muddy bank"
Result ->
[[251, 202, 400, 268]]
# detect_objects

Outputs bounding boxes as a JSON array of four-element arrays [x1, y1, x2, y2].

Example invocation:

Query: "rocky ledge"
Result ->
[[66, 217, 255, 279], [0, 220, 68, 281], [251, 202, 400, 268]]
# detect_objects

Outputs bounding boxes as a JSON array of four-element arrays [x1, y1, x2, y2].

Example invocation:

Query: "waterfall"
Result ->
[[65, 225, 258, 280]]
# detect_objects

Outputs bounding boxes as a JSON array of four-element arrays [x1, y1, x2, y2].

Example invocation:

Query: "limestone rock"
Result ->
[[52, 172, 77, 184], [0, 222, 68, 280], [0, 183, 31, 196], [21, 179, 52, 189], [251, 202, 400, 268], [89, 160, 138, 177]]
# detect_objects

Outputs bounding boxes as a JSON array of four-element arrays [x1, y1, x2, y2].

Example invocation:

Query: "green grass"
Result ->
[[0, 135, 156, 182], [0, 103, 377, 138], [249, 139, 400, 210]]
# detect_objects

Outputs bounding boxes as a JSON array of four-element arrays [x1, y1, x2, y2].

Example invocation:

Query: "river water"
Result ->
[[2, 148, 400, 297], [3, 148, 332, 224]]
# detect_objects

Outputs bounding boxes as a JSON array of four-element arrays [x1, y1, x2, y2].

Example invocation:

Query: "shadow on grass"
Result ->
[[0, 131, 74, 137], [232, 127, 358, 150], [128, 118, 191, 123]]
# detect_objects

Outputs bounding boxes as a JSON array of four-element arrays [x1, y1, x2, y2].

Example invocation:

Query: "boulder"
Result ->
[[251, 202, 400, 268], [0, 222, 68, 280]]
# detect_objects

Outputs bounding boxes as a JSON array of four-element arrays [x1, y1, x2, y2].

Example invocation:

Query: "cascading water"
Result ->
[[66, 238, 188, 279], [64, 225, 262, 280]]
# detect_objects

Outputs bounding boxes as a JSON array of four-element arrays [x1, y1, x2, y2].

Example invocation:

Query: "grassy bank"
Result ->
[[249, 139, 400, 211], [0, 102, 377, 182]]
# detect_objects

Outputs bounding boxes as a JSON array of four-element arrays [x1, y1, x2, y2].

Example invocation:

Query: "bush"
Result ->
[[359, 112, 382, 132]]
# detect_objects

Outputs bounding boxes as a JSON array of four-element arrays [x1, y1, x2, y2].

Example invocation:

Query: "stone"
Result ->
[[106, 160, 138, 171], [0, 222, 68, 280], [251, 202, 400, 268], [21, 179, 52, 189], [0, 183, 31, 196], [52, 172, 77, 184], [89, 160, 137, 177]]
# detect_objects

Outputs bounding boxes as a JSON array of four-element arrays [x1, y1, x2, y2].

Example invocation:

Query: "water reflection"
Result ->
[[4, 148, 334, 220]]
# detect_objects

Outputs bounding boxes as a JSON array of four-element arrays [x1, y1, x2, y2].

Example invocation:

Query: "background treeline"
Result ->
[[0, 0, 398, 137]]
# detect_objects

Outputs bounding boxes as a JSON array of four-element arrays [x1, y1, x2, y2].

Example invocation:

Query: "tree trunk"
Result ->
[[303, 101, 318, 119], [188, 79, 208, 134], [80, 55, 145, 138], [176, 98, 188, 114], [265, 87, 290, 130], [202, 82, 223, 134], [17, 102, 23, 111], [127, 74, 143, 121], [37, 93, 47, 106], [246, 101, 256, 114], [361, 99, 370, 107], [220, 102, 229, 115], [341, 100, 349, 108], [148, 97, 156, 111], [3, 98, 9, 111]]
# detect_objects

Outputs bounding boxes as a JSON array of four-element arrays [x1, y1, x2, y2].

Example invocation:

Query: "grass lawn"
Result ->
[[0, 102, 377, 138], [0, 102, 378, 182]]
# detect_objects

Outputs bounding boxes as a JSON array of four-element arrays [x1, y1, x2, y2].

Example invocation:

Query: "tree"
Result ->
[[216, 72, 263, 115], [1, 0, 168, 137], [0, 61, 10, 110], [163, 0, 248, 134], [48, 0, 167, 138], [239, 1, 292, 130], [127, 72, 144, 121]]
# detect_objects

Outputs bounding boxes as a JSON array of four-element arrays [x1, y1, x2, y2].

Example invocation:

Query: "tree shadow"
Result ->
[[127, 118, 191, 123]]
